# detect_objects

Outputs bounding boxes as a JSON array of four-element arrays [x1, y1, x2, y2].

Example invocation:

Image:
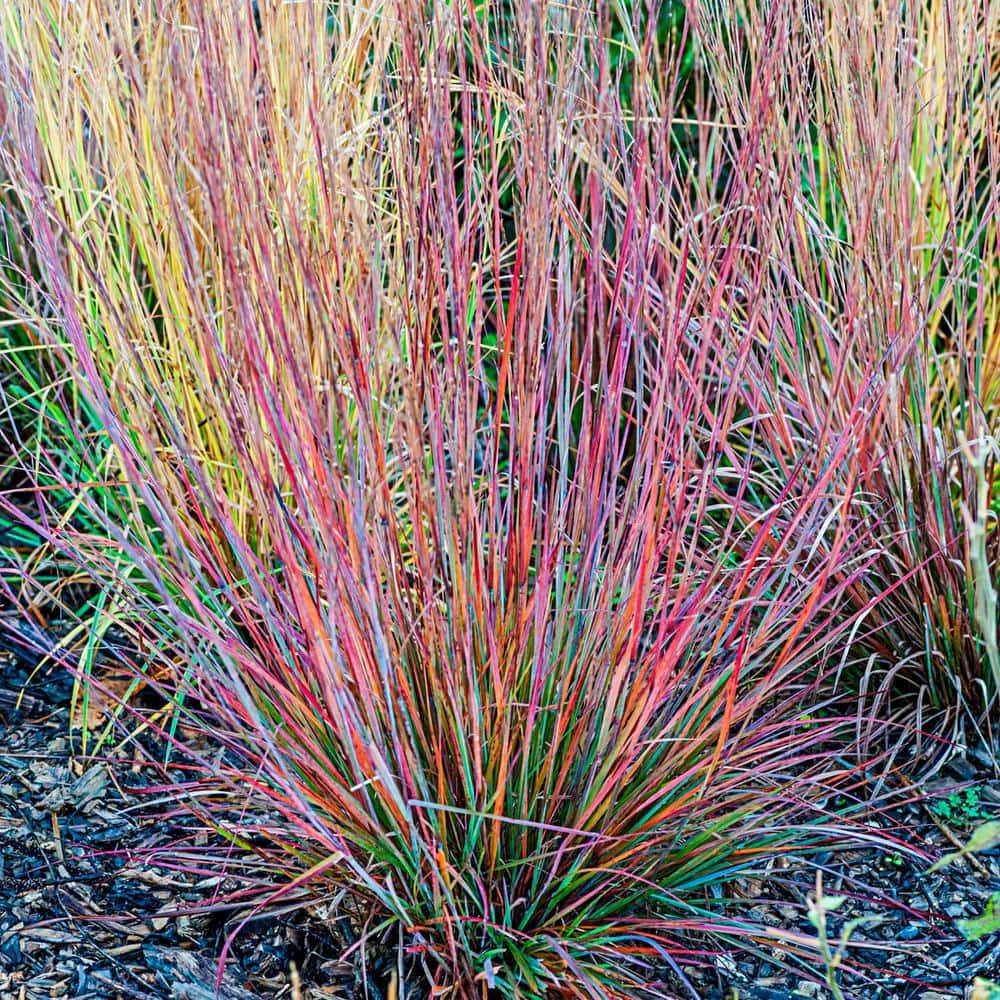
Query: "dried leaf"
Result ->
[[926, 821, 1000, 873], [957, 893, 1000, 942], [972, 978, 1000, 1000]]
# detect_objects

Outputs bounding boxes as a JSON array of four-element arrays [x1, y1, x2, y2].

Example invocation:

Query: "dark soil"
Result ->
[[660, 745, 1000, 999], [2, 615, 999, 1000], [0, 635, 368, 1000]]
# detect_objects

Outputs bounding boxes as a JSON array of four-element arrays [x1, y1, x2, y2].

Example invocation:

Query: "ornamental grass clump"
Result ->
[[1, 0, 896, 995], [692, 0, 1000, 727]]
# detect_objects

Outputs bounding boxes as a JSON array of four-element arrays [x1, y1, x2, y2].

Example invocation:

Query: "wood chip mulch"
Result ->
[[0, 641, 375, 1000], [2, 626, 999, 1000], [659, 746, 1000, 1000]]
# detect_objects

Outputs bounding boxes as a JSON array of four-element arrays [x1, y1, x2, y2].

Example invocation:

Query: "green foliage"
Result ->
[[927, 820, 1000, 873], [958, 892, 1000, 943], [807, 872, 883, 1000], [929, 787, 993, 826]]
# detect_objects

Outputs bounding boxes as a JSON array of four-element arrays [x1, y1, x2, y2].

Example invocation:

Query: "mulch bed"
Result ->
[[675, 794, 1000, 1000], [0, 640, 367, 1000], [1, 625, 998, 1000]]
